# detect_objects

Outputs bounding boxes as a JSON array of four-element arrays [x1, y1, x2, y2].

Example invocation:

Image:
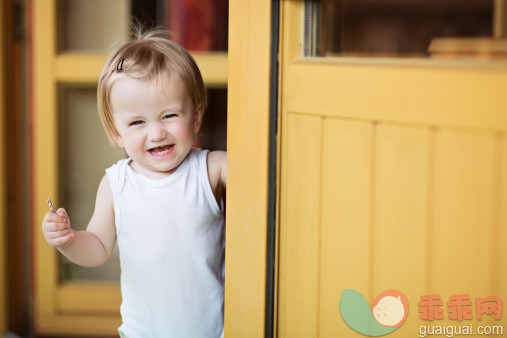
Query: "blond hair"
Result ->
[[97, 25, 206, 144]]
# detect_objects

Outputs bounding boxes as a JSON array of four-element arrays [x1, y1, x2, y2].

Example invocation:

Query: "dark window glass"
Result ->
[[306, 0, 494, 57]]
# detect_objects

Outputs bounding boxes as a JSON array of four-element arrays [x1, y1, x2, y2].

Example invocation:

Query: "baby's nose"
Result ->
[[148, 123, 167, 142]]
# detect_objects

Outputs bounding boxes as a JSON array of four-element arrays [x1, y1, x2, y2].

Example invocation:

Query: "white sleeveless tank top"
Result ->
[[106, 148, 225, 338]]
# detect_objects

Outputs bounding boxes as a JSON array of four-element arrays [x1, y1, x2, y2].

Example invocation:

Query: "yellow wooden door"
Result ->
[[277, 1, 507, 337]]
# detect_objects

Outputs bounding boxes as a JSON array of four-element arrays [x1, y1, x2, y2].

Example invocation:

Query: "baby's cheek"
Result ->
[[174, 121, 195, 139]]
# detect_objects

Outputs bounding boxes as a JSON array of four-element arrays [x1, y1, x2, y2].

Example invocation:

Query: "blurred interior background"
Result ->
[[1, 0, 228, 336]]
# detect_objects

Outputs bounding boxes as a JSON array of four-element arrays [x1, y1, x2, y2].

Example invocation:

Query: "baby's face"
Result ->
[[372, 295, 405, 327], [111, 74, 200, 179]]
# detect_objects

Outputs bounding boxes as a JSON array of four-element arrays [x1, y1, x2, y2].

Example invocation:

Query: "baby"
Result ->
[[41, 27, 226, 338]]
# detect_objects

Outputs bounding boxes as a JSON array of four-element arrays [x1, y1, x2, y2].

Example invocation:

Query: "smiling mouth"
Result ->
[[148, 144, 175, 158]]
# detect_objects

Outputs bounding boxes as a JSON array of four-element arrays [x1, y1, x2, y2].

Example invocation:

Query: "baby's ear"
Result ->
[[193, 106, 204, 134], [114, 133, 125, 148]]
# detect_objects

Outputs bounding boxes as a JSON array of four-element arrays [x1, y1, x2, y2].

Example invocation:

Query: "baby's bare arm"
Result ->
[[208, 151, 226, 185], [219, 152, 226, 189], [207, 151, 227, 202], [42, 174, 116, 267]]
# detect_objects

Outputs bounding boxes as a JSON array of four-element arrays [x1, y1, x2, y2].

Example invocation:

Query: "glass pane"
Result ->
[[58, 0, 131, 53], [131, 0, 229, 51], [305, 0, 495, 58], [58, 86, 126, 282], [198, 88, 227, 151], [165, 0, 229, 51], [59, 0, 229, 53]]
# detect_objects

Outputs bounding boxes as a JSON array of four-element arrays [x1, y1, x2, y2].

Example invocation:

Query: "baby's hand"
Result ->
[[42, 208, 74, 248]]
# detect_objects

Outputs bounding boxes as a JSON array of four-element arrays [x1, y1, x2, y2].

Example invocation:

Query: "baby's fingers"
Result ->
[[46, 228, 73, 240], [42, 219, 69, 232], [43, 211, 67, 225], [49, 232, 74, 248], [56, 208, 68, 219]]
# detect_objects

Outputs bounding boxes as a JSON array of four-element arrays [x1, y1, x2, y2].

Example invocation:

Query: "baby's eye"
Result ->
[[129, 120, 144, 126], [163, 113, 178, 119]]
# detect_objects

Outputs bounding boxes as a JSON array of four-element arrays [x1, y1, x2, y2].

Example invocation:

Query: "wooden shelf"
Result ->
[[429, 37, 507, 59]]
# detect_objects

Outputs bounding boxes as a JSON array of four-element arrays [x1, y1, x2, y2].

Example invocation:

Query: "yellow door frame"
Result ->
[[226, 0, 274, 336], [32, 0, 227, 335]]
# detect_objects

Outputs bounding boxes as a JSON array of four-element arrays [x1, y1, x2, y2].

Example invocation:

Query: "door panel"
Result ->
[[286, 61, 507, 131], [432, 131, 495, 295], [320, 119, 373, 336], [277, 1, 507, 336], [372, 125, 430, 335], [280, 113, 322, 337]]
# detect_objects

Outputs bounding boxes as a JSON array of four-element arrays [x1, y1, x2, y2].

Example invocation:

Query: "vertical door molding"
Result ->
[[33, 0, 58, 323], [227, 0, 273, 336]]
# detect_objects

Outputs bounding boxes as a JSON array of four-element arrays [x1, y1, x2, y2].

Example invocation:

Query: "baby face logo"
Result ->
[[340, 289, 409, 336]]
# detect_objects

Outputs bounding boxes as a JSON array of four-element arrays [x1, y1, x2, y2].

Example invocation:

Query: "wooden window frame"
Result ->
[[32, 0, 229, 335]]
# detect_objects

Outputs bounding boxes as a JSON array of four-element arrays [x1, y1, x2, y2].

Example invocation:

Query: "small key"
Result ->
[[47, 198, 56, 213]]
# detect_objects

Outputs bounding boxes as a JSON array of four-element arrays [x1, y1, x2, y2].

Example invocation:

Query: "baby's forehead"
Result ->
[[110, 73, 190, 111], [111, 72, 186, 94], [112, 68, 181, 85]]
